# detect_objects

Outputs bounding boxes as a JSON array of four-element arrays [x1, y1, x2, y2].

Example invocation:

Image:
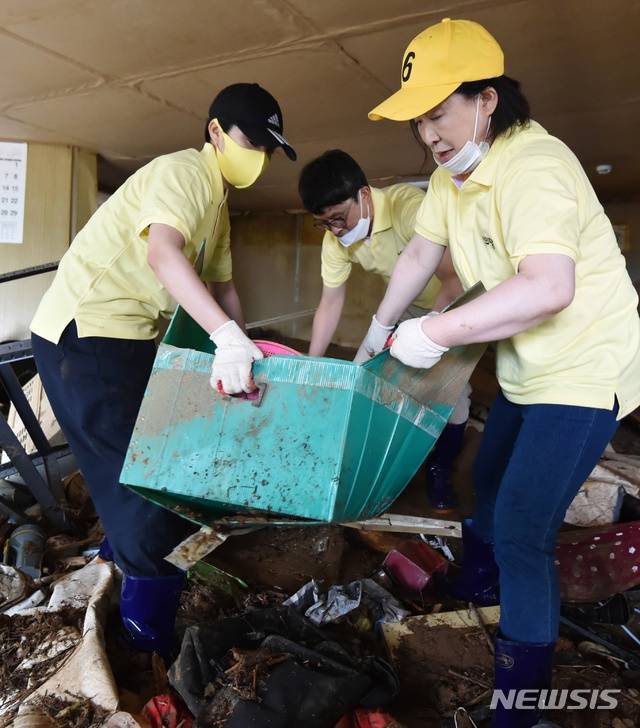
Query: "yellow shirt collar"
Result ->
[[464, 120, 546, 188], [370, 186, 391, 235]]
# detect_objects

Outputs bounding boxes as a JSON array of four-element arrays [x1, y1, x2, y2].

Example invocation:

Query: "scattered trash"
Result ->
[[143, 693, 194, 728], [577, 640, 628, 670], [1, 562, 119, 725], [560, 615, 640, 670], [11, 693, 111, 728], [562, 590, 640, 625], [335, 707, 405, 727], [0, 563, 32, 612], [187, 559, 248, 605], [168, 606, 399, 726], [345, 514, 461, 538], [3, 351, 640, 727], [382, 539, 449, 598], [420, 534, 455, 562], [284, 578, 410, 626], [565, 478, 625, 527], [4, 523, 46, 578], [164, 525, 229, 571]]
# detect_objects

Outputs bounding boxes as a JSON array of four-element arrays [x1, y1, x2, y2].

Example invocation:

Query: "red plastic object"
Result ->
[[335, 709, 403, 728], [142, 694, 193, 728], [557, 521, 640, 602], [383, 539, 449, 597], [253, 339, 301, 357], [217, 339, 301, 399]]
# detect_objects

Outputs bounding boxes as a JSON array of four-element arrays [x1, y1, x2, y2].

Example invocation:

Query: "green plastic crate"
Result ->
[[121, 289, 484, 525]]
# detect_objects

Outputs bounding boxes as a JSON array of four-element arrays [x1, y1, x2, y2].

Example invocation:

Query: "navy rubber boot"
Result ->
[[447, 519, 500, 606], [425, 422, 466, 512], [492, 635, 556, 728], [120, 572, 185, 657]]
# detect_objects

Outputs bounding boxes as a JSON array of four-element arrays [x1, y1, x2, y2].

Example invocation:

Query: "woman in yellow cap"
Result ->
[[363, 17, 640, 727]]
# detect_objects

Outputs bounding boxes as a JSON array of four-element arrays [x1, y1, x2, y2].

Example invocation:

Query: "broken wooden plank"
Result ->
[[344, 513, 461, 538]]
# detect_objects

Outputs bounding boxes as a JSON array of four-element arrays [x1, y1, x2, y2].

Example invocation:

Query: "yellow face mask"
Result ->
[[213, 121, 269, 189]]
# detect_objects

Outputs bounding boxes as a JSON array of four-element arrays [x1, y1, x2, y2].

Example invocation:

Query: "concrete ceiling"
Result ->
[[1, 0, 639, 211]]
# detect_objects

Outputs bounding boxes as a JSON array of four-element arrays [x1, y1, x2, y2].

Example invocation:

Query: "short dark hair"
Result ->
[[298, 150, 368, 214], [409, 75, 531, 152]]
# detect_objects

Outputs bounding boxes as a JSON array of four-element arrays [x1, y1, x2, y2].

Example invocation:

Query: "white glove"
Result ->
[[353, 315, 395, 363], [209, 320, 263, 394], [390, 314, 449, 370]]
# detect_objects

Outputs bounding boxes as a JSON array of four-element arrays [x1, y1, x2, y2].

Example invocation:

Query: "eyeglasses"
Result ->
[[312, 199, 356, 231]]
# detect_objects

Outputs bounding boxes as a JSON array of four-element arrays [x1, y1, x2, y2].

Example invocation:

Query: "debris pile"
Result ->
[[2, 345, 640, 727]]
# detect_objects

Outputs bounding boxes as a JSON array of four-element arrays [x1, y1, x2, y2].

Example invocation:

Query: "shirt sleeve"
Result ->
[[498, 153, 580, 268], [390, 185, 425, 242], [320, 232, 352, 287], [136, 159, 210, 245], [414, 170, 449, 245], [201, 204, 232, 283]]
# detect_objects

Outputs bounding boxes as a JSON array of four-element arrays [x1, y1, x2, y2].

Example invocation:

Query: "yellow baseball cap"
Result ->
[[369, 18, 504, 121]]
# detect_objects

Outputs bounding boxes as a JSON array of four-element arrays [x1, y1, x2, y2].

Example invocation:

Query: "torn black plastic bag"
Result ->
[[168, 606, 399, 727]]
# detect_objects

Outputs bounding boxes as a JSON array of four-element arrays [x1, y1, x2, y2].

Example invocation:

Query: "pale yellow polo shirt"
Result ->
[[321, 184, 441, 309], [415, 120, 640, 418], [31, 144, 231, 343]]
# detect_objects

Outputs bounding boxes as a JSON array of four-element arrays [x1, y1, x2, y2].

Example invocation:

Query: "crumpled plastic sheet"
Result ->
[[283, 578, 410, 626]]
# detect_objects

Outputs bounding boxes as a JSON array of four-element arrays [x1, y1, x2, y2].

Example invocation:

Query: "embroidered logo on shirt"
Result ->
[[482, 235, 495, 249]]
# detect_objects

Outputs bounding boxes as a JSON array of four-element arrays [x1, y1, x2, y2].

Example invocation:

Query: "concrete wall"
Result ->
[[605, 200, 640, 284], [231, 211, 387, 349], [0, 142, 97, 342], [232, 201, 640, 350]]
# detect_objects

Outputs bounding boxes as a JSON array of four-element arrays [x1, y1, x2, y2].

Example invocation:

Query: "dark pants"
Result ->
[[32, 322, 194, 577], [472, 391, 619, 643]]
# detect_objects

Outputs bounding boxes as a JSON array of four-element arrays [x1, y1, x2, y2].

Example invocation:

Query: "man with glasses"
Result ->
[[298, 149, 468, 513]]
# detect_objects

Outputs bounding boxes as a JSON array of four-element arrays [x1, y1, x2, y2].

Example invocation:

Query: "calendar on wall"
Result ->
[[0, 141, 28, 244]]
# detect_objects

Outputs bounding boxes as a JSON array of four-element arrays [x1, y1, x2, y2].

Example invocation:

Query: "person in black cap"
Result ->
[[30, 83, 296, 656]]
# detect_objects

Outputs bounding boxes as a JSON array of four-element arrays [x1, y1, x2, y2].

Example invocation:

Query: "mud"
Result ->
[[0, 608, 84, 723], [390, 619, 494, 726], [207, 525, 346, 593], [21, 693, 110, 728]]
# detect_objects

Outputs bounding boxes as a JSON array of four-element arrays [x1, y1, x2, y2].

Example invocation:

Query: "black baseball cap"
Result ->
[[207, 83, 297, 161]]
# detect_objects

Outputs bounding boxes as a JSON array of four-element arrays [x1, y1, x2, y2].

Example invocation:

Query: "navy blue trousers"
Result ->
[[32, 322, 195, 577], [472, 391, 619, 643]]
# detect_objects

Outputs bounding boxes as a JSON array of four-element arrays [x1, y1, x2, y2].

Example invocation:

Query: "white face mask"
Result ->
[[434, 96, 491, 176], [338, 190, 371, 247]]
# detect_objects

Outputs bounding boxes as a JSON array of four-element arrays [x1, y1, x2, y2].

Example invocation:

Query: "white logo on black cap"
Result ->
[[267, 113, 280, 128]]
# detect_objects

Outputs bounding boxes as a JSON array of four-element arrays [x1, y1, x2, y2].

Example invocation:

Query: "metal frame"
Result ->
[[0, 261, 72, 531]]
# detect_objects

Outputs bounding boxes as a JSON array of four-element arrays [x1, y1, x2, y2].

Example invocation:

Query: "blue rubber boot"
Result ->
[[493, 635, 556, 728], [447, 519, 500, 606], [120, 572, 185, 656], [425, 422, 466, 512]]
